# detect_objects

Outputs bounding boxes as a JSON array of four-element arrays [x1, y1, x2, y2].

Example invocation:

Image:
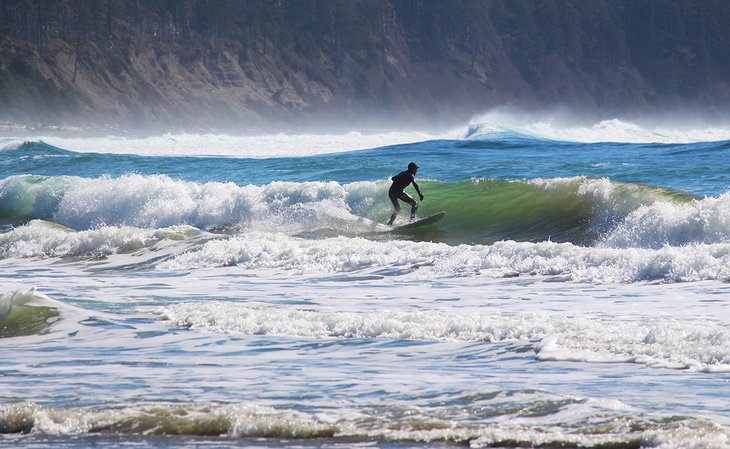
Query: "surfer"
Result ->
[[387, 162, 424, 225]]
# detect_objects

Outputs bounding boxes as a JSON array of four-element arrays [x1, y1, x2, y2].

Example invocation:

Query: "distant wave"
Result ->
[[0, 130, 444, 158], [5, 118, 730, 158], [0, 140, 75, 156], [466, 116, 730, 144]]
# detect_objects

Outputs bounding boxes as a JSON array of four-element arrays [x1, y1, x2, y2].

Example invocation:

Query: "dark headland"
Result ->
[[1, 0, 729, 134]]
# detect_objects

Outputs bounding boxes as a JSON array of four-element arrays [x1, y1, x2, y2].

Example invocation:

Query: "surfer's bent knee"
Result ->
[[390, 195, 401, 211]]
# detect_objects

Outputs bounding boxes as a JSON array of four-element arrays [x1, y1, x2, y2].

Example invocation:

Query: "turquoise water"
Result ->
[[5, 135, 730, 194], [2, 121, 730, 448]]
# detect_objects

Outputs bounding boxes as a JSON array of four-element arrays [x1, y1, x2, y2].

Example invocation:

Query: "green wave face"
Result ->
[[392, 178, 695, 245], [0, 175, 72, 226], [0, 305, 59, 338]]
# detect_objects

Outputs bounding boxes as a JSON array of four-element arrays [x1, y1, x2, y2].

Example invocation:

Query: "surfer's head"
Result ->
[[408, 162, 419, 173]]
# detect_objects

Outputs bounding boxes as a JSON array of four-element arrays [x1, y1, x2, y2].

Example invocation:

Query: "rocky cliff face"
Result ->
[[0, 35, 650, 133], [1, 1, 728, 133]]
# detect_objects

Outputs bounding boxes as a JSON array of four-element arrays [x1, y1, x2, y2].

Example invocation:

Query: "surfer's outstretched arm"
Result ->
[[412, 180, 424, 201]]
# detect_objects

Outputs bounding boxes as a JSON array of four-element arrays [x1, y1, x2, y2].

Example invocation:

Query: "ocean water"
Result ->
[[2, 118, 730, 449]]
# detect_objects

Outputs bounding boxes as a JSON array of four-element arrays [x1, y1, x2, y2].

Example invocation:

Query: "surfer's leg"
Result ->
[[399, 192, 417, 221], [388, 195, 400, 225]]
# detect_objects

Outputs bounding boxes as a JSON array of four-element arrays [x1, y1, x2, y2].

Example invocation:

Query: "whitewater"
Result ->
[[2, 118, 730, 449]]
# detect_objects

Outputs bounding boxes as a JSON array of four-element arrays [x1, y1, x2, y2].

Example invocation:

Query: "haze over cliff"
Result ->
[[1, 0, 729, 133]]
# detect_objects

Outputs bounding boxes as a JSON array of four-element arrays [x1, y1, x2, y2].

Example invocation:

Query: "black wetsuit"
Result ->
[[389, 170, 416, 197], [388, 170, 420, 224]]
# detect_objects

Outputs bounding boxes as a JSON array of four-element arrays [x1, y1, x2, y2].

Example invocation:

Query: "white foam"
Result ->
[[0, 220, 199, 258], [156, 231, 730, 283], [159, 302, 730, 372], [535, 320, 730, 372], [6, 219, 730, 284], [6, 216, 730, 284], [158, 302, 545, 341], [0, 174, 385, 231], [2, 400, 726, 448], [0, 137, 26, 151], [470, 420, 730, 449], [1, 131, 441, 157], [603, 193, 730, 248], [529, 177, 730, 248], [0, 402, 337, 437]]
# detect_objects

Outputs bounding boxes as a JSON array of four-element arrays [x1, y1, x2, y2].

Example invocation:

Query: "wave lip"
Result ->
[[467, 116, 730, 144], [438, 176, 697, 245], [0, 138, 29, 152], [0, 288, 60, 338]]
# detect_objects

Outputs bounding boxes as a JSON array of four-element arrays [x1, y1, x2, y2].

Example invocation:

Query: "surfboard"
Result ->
[[391, 211, 445, 230]]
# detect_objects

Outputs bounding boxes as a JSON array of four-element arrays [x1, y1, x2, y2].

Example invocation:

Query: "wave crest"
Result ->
[[0, 174, 386, 233], [0, 288, 60, 338], [467, 116, 730, 144]]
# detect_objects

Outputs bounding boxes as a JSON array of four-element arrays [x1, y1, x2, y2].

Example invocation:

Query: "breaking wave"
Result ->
[[2, 173, 719, 247], [3, 173, 730, 283], [466, 116, 730, 144]]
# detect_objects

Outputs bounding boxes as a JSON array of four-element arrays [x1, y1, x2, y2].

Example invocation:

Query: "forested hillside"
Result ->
[[1, 0, 729, 132]]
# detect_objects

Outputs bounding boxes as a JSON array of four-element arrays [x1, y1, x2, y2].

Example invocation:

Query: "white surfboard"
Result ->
[[391, 211, 445, 230]]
